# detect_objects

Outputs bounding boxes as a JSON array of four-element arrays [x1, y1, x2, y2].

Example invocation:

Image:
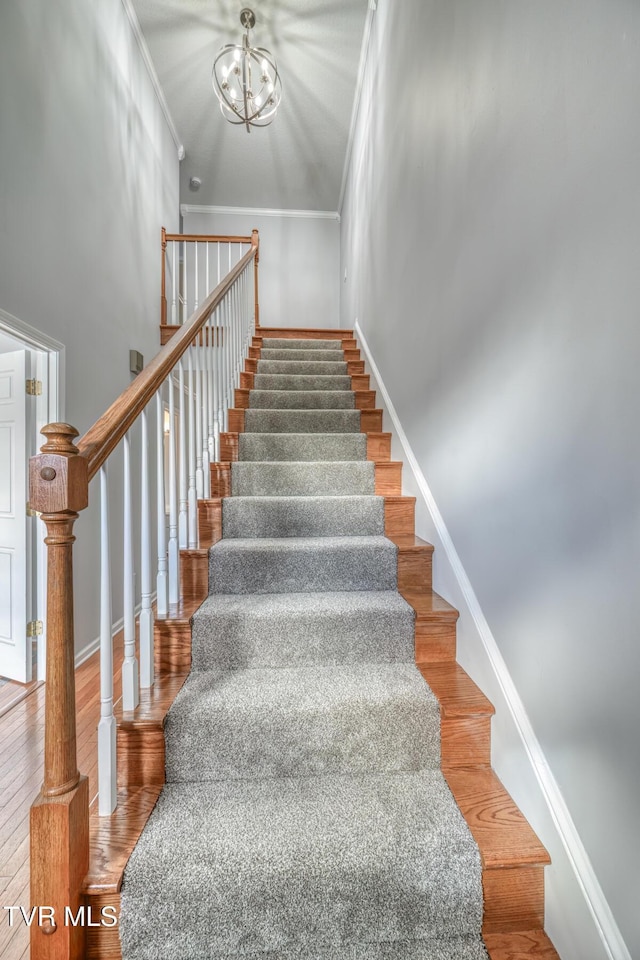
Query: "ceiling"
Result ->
[[129, 0, 371, 212]]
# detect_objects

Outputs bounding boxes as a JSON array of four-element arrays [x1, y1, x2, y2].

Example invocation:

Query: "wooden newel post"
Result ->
[[29, 424, 90, 960], [251, 228, 260, 328], [161, 227, 168, 326]]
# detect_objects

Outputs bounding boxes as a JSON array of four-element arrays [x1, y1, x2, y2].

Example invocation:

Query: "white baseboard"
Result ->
[[355, 320, 631, 960]]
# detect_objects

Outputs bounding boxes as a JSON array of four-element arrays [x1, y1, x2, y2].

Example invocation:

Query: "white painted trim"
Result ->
[[0, 308, 65, 355], [338, 0, 378, 213], [181, 204, 340, 222], [119, 0, 185, 160], [0, 308, 65, 683], [355, 319, 632, 960]]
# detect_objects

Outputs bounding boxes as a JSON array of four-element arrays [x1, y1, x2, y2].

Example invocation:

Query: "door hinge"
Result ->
[[26, 501, 41, 518], [26, 378, 43, 396], [27, 620, 43, 638]]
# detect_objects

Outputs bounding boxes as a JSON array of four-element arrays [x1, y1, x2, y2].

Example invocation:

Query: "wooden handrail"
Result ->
[[80, 239, 257, 482], [164, 232, 254, 243]]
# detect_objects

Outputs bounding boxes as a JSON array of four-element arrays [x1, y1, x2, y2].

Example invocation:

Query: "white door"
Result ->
[[0, 350, 30, 682]]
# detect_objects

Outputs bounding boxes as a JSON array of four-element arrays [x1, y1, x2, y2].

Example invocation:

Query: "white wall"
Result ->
[[341, 2, 638, 958], [181, 207, 340, 330], [0, 0, 180, 655]]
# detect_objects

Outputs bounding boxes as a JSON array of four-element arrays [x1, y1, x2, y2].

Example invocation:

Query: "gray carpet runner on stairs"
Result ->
[[119, 334, 486, 960]]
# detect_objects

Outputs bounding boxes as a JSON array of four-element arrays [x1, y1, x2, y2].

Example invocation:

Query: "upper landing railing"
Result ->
[[161, 228, 260, 329], [28, 229, 259, 959]]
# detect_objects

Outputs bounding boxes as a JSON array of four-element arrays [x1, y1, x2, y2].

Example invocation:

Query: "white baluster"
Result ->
[[156, 390, 168, 617], [188, 348, 198, 549], [194, 241, 199, 312], [182, 239, 187, 323], [139, 408, 154, 689], [122, 432, 139, 712], [171, 241, 177, 325], [98, 465, 116, 816], [214, 306, 222, 460], [168, 372, 180, 605], [202, 330, 211, 499], [195, 337, 204, 500], [207, 313, 215, 466], [204, 245, 213, 483], [178, 358, 188, 549]]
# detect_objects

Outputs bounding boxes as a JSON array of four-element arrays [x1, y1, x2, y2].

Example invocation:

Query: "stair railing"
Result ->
[[28, 229, 259, 959], [161, 228, 260, 328]]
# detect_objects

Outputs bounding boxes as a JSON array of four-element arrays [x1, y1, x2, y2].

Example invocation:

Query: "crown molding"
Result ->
[[181, 204, 340, 222], [120, 0, 185, 160]]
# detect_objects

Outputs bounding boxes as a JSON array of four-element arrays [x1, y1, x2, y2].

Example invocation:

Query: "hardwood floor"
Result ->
[[0, 679, 43, 720], [0, 635, 125, 960]]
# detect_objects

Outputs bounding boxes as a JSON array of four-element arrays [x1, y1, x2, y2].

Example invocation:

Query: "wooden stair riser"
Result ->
[[396, 543, 433, 593], [197, 498, 222, 547], [84, 891, 121, 959], [117, 726, 164, 789], [383, 496, 415, 536], [482, 866, 545, 934], [180, 548, 209, 602], [415, 620, 457, 661], [154, 618, 191, 676], [116, 678, 188, 790], [220, 432, 391, 463], [375, 461, 402, 495]]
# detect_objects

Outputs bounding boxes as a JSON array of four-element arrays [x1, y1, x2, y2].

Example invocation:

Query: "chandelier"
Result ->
[[212, 8, 282, 132]]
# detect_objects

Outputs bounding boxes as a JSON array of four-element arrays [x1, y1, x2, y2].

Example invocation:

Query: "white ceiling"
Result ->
[[129, 0, 371, 212]]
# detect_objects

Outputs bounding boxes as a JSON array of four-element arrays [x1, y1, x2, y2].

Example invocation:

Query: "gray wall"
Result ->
[[0, 0, 180, 654], [341, 1, 638, 956], [182, 208, 340, 329]]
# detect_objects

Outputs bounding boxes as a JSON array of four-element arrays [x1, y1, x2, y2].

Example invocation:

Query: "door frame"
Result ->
[[0, 308, 65, 682]]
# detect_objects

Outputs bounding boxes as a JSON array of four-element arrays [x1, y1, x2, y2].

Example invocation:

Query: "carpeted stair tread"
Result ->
[[119, 771, 483, 957], [231, 462, 374, 497], [262, 338, 343, 351], [223, 496, 384, 538], [260, 348, 347, 362], [238, 433, 367, 462], [257, 360, 348, 376], [244, 409, 361, 433], [253, 374, 352, 391], [249, 389, 355, 410], [209, 536, 397, 595], [190, 590, 415, 670], [164, 663, 441, 782]]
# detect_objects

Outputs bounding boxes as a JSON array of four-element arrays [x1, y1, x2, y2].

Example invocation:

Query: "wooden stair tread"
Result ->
[[387, 534, 434, 552], [419, 662, 495, 718], [484, 929, 560, 959], [444, 767, 550, 869], [154, 597, 202, 623], [117, 675, 187, 727], [400, 588, 459, 618], [84, 786, 162, 893]]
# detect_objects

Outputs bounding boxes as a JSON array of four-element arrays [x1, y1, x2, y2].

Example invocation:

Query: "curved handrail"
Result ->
[[79, 240, 257, 482]]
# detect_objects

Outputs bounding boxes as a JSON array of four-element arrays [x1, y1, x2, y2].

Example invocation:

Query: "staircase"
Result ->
[[84, 328, 559, 960]]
